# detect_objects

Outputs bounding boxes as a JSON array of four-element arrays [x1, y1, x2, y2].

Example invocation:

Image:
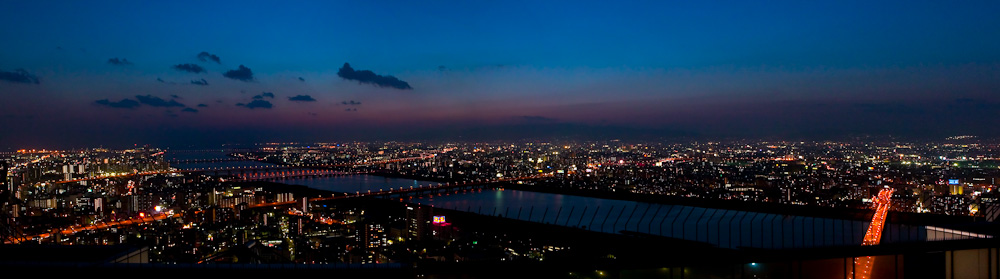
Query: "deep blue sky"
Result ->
[[1, 1, 999, 148]]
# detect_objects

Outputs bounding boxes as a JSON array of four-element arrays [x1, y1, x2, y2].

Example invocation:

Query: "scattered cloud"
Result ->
[[0, 69, 40, 84], [173, 63, 206, 73], [237, 99, 273, 109], [307, 112, 318, 116], [107, 58, 132, 66], [345, 108, 358, 112], [341, 100, 362, 105], [191, 79, 209, 86], [298, 77, 305, 82], [94, 98, 140, 109], [288, 95, 316, 102], [223, 65, 254, 81], [337, 63, 411, 90], [253, 92, 275, 99], [197, 104, 208, 108], [181, 108, 198, 113], [171, 94, 181, 99], [197, 52, 221, 64], [135, 95, 185, 107]]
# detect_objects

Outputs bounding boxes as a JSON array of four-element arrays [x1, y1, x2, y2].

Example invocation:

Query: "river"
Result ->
[[171, 150, 942, 249]]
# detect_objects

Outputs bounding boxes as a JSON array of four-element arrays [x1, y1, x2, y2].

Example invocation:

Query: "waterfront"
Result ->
[[171, 151, 952, 250], [166, 150, 276, 170], [269, 174, 437, 194]]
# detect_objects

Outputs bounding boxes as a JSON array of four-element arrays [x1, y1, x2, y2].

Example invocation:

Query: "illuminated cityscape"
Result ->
[[2, 140, 999, 277], [3, 1, 1000, 278]]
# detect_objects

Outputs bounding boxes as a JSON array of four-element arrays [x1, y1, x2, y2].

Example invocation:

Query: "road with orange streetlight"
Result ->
[[852, 188, 894, 279], [8, 212, 182, 244]]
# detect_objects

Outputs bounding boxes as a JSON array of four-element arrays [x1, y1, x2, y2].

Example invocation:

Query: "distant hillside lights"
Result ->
[[946, 135, 977, 140]]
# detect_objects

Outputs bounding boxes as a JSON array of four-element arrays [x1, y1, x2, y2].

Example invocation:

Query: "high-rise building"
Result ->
[[405, 205, 433, 241], [126, 193, 155, 214], [277, 192, 294, 203], [94, 197, 104, 216]]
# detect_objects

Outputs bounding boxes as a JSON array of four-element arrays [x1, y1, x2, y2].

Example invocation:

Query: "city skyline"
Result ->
[[2, 1, 1000, 148], [4, 2, 1000, 276], [2, 139, 996, 277]]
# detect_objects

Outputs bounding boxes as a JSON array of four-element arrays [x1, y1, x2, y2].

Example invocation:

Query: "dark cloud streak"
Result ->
[[107, 58, 132, 65], [223, 65, 254, 81], [253, 92, 274, 99], [173, 64, 206, 73], [197, 52, 221, 64], [135, 95, 185, 107], [337, 63, 411, 90], [0, 69, 40, 84], [288, 95, 316, 102], [237, 100, 273, 109]]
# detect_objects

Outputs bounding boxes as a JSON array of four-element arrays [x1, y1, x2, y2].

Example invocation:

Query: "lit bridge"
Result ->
[[235, 170, 369, 181], [165, 157, 254, 164]]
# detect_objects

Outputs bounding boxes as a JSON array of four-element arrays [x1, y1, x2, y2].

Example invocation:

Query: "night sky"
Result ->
[[2, 1, 999, 148]]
